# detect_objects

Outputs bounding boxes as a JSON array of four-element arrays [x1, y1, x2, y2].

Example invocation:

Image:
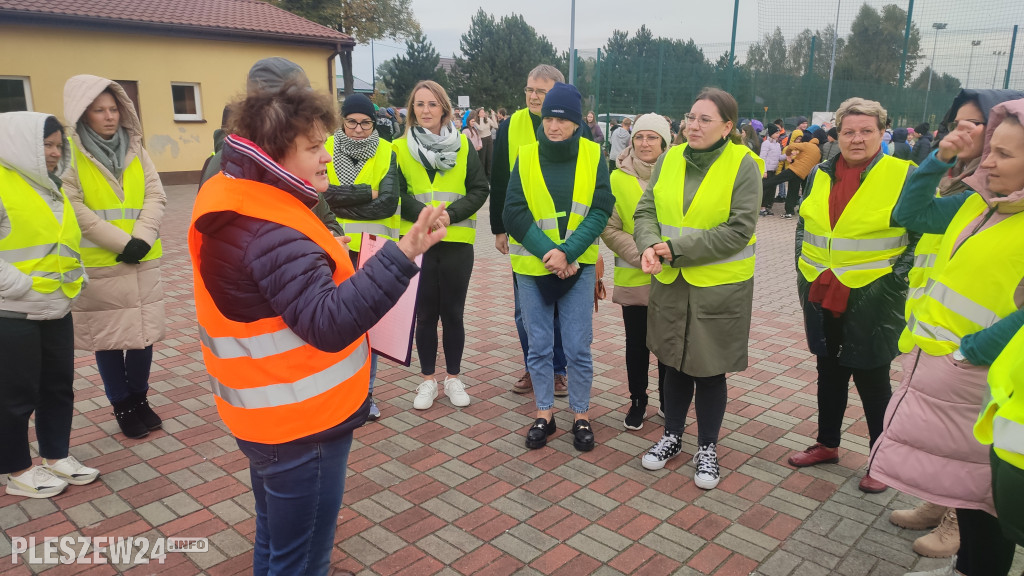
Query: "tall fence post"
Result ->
[[656, 43, 665, 113], [898, 0, 915, 88], [728, 0, 739, 91], [1005, 25, 1018, 89], [595, 48, 602, 133], [807, 35, 816, 113]]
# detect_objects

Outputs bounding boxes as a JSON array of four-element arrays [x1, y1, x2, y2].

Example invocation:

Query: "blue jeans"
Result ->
[[237, 431, 354, 576], [369, 353, 377, 395], [516, 266, 595, 413], [95, 346, 153, 404], [513, 274, 566, 375]]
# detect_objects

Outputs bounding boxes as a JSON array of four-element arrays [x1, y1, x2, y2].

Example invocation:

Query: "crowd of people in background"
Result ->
[[4, 55, 1024, 576]]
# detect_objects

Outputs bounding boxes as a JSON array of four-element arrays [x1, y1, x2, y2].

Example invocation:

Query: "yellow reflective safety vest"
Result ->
[[975, 326, 1024, 469], [651, 141, 756, 287], [746, 148, 765, 175], [0, 167, 84, 298], [898, 232, 943, 351], [325, 135, 400, 252], [509, 139, 601, 276], [70, 139, 162, 267], [608, 169, 650, 288], [395, 134, 475, 243], [902, 193, 1024, 356], [507, 109, 537, 170], [797, 155, 911, 288]]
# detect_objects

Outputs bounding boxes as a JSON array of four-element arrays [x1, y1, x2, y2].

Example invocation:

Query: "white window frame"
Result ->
[[0, 76, 33, 112], [170, 82, 203, 121]]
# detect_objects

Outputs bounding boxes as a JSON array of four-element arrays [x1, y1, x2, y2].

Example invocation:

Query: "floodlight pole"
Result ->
[[923, 23, 948, 123], [568, 0, 576, 84], [966, 40, 981, 88], [825, 0, 841, 111]]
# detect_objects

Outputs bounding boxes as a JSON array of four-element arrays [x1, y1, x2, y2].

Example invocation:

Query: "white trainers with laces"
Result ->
[[443, 376, 471, 407], [5, 466, 68, 499], [413, 378, 438, 410], [43, 455, 99, 485], [641, 433, 682, 470], [693, 443, 721, 490]]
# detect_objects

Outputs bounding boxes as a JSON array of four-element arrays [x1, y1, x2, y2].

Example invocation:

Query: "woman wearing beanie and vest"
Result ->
[[190, 81, 444, 576], [884, 89, 1023, 562], [503, 82, 613, 452], [322, 92, 403, 422], [788, 98, 916, 495], [870, 99, 1024, 576], [602, 113, 669, 431], [396, 80, 489, 411], [633, 88, 760, 490], [0, 112, 99, 499], [62, 75, 166, 441]]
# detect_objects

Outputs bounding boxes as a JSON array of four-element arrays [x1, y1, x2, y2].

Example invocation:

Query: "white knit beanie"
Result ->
[[631, 114, 672, 149]]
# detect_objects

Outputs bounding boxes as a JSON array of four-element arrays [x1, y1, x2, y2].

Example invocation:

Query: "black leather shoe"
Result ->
[[133, 393, 162, 431], [525, 417, 556, 449], [113, 400, 149, 439], [572, 419, 595, 452]]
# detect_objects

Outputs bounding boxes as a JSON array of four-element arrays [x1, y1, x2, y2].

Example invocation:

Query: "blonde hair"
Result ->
[[405, 80, 453, 128], [528, 64, 565, 84], [836, 97, 887, 132]]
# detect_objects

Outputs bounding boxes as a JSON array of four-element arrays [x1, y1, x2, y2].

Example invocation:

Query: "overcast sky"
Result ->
[[347, 0, 1024, 91]]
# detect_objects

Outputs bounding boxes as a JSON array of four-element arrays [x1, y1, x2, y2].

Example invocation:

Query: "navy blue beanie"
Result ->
[[541, 82, 582, 126], [342, 94, 376, 119]]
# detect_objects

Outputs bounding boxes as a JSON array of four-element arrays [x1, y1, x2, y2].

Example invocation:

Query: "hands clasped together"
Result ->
[[640, 242, 673, 275], [543, 248, 578, 279]]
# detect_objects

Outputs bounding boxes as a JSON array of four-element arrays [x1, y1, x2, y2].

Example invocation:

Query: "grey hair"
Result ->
[[528, 64, 565, 84]]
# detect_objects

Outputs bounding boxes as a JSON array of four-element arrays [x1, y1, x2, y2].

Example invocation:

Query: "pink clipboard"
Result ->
[[355, 233, 420, 366]]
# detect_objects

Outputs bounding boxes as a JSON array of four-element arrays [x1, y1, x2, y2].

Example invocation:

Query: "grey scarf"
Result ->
[[332, 130, 381, 185], [77, 122, 128, 180], [406, 122, 460, 172]]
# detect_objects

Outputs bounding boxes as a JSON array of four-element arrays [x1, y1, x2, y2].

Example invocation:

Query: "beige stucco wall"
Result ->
[[0, 24, 338, 174]]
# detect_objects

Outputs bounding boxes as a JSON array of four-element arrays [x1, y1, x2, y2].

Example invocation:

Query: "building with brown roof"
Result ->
[[0, 0, 354, 181]]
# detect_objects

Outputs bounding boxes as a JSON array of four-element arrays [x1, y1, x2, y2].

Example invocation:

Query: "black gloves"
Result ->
[[116, 237, 152, 264]]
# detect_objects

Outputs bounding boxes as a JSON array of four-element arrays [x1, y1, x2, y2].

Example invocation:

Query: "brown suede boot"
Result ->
[[890, 501, 948, 530], [912, 509, 959, 558]]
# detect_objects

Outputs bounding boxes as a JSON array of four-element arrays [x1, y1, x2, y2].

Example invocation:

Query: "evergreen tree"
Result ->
[[378, 32, 448, 106]]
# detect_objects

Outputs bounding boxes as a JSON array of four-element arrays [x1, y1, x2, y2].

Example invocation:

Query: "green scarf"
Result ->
[[77, 122, 128, 180]]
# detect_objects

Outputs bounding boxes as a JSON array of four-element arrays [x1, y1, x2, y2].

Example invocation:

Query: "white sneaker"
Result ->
[[443, 376, 471, 407], [43, 455, 99, 485], [413, 378, 438, 410], [904, 556, 956, 576], [693, 443, 721, 490], [5, 466, 68, 499], [641, 433, 682, 470]]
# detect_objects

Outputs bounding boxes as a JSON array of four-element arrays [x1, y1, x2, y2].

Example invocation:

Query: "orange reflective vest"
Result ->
[[188, 173, 370, 444]]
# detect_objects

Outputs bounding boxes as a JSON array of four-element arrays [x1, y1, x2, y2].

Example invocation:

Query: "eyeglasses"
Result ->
[[839, 129, 879, 140], [633, 134, 662, 144], [344, 119, 374, 130], [946, 119, 984, 133], [524, 87, 548, 97], [683, 113, 722, 128]]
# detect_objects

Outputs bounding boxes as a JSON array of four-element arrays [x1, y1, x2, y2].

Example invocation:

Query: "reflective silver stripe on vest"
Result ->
[[62, 267, 85, 282], [449, 219, 477, 229], [925, 280, 1001, 329], [706, 243, 756, 266], [432, 191, 465, 203], [200, 325, 308, 360], [915, 253, 937, 268], [344, 222, 400, 238], [59, 245, 81, 262], [660, 224, 702, 240], [0, 243, 57, 262], [93, 208, 141, 221], [508, 244, 531, 256], [831, 234, 908, 252], [832, 258, 895, 275], [907, 313, 962, 345], [210, 340, 369, 409], [800, 254, 828, 273], [412, 192, 434, 202], [993, 416, 1024, 456], [536, 218, 558, 231], [570, 201, 590, 218], [803, 232, 829, 249], [30, 271, 61, 280], [79, 238, 102, 249], [615, 257, 639, 269]]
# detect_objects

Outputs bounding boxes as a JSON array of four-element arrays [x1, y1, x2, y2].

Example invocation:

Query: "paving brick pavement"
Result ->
[[1, 184, 1021, 576]]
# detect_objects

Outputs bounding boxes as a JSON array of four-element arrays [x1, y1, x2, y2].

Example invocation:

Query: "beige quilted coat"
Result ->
[[62, 75, 166, 351]]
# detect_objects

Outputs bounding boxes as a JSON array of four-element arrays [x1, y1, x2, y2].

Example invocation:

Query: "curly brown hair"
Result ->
[[227, 80, 338, 161]]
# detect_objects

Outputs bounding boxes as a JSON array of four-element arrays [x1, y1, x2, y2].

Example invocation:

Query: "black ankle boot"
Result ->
[[112, 400, 149, 439], [133, 393, 162, 431]]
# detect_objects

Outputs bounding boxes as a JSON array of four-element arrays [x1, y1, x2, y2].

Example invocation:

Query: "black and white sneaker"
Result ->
[[641, 433, 682, 470], [693, 443, 720, 489], [623, 399, 646, 431]]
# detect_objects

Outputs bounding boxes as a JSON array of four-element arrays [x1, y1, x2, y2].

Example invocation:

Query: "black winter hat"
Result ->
[[766, 124, 780, 137], [541, 82, 582, 125], [342, 94, 376, 119]]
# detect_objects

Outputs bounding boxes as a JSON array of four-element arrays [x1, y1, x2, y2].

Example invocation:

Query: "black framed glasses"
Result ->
[[344, 119, 375, 130]]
